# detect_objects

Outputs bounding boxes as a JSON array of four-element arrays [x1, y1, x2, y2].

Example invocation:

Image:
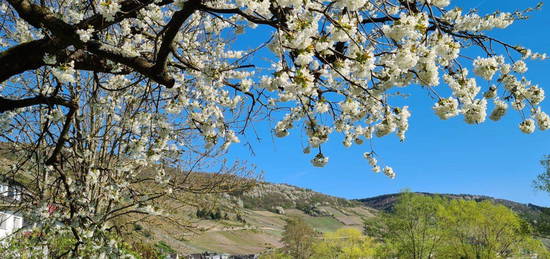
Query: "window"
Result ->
[[13, 216, 22, 229], [0, 184, 7, 197], [13, 187, 21, 201], [7, 186, 13, 198], [0, 213, 8, 230]]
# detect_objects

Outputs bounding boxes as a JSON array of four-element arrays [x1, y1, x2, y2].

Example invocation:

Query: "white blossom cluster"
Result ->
[[0, 0, 544, 177]]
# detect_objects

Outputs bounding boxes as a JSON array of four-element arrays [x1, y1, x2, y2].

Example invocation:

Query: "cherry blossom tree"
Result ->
[[0, 0, 548, 256]]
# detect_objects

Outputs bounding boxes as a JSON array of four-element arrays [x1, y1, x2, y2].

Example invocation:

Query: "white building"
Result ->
[[0, 182, 23, 239], [0, 212, 23, 238]]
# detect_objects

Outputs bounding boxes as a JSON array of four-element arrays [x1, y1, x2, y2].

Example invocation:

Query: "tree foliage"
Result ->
[[272, 193, 546, 259], [370, 192, 548, 258], [438, 199, 545, 258], [380, 192, 445, 258], [312, 227, 378, 259], [531, 155, 550, 235], [281, 216, 317, 259], [275, 224, 379, 259], [534, 155, 550, 194]]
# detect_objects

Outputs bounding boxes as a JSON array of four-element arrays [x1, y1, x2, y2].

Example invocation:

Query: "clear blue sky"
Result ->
[[226, 0, 550, 206]]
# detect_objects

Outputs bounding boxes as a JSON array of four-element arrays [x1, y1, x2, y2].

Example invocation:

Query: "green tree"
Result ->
[[438, 199, 547, 259], [363, 216, 387, 241], [372, 193, 548, 259], [312, 227, 378, 259], [534, 155, 550, 194], [379, 192, 446, 259], [281, 216, 316, 259], [532, 155, 550, 235]]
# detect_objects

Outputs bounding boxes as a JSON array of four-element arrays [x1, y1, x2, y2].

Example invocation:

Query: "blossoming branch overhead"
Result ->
[[0, 0, 548, 254], [0, 0, 548, 179]]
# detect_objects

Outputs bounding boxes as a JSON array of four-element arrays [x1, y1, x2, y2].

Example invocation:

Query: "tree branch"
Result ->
[[3, 0, 176, 87], [0, 38, 64, 83], [154, 0, 200, 72], [78, 0, 175, 30], [68, 50, 131, 74], [198, 4, 281, 28], [85, 41, 175, 87], [361, 16, 398, 24], [46, 104, 77, 165], [6, 0, 76, 39], [0, 95, 76, 113]]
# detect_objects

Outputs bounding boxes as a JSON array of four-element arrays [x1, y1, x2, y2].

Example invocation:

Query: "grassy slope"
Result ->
[[130, 182, 378, 255], [176, 206, 375, 254], [137, 189, 550, 255]]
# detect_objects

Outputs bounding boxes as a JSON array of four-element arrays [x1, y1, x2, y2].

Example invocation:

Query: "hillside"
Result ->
[[2, 143, 547, 256], [131, 184, 550, 255], [131, 182, 378, 255]]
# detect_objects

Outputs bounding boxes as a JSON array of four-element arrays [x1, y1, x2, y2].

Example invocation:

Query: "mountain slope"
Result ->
[[132, 185, 550, 255], [130, 182, 378, 255]]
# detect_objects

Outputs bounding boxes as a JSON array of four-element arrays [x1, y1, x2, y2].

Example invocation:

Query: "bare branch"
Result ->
[[198, 4, 281, 28], [46, 105, 77, 165]]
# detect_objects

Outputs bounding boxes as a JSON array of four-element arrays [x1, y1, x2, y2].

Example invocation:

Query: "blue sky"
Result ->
[[227, 0, 550, 206]]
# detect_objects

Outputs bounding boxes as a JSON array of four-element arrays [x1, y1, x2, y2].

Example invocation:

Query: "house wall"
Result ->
[[0, 181, 24, 239], [0, 212, 23, 239]]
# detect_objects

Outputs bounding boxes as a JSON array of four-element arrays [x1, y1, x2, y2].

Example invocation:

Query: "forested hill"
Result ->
[[357, 192, 550, 236]]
